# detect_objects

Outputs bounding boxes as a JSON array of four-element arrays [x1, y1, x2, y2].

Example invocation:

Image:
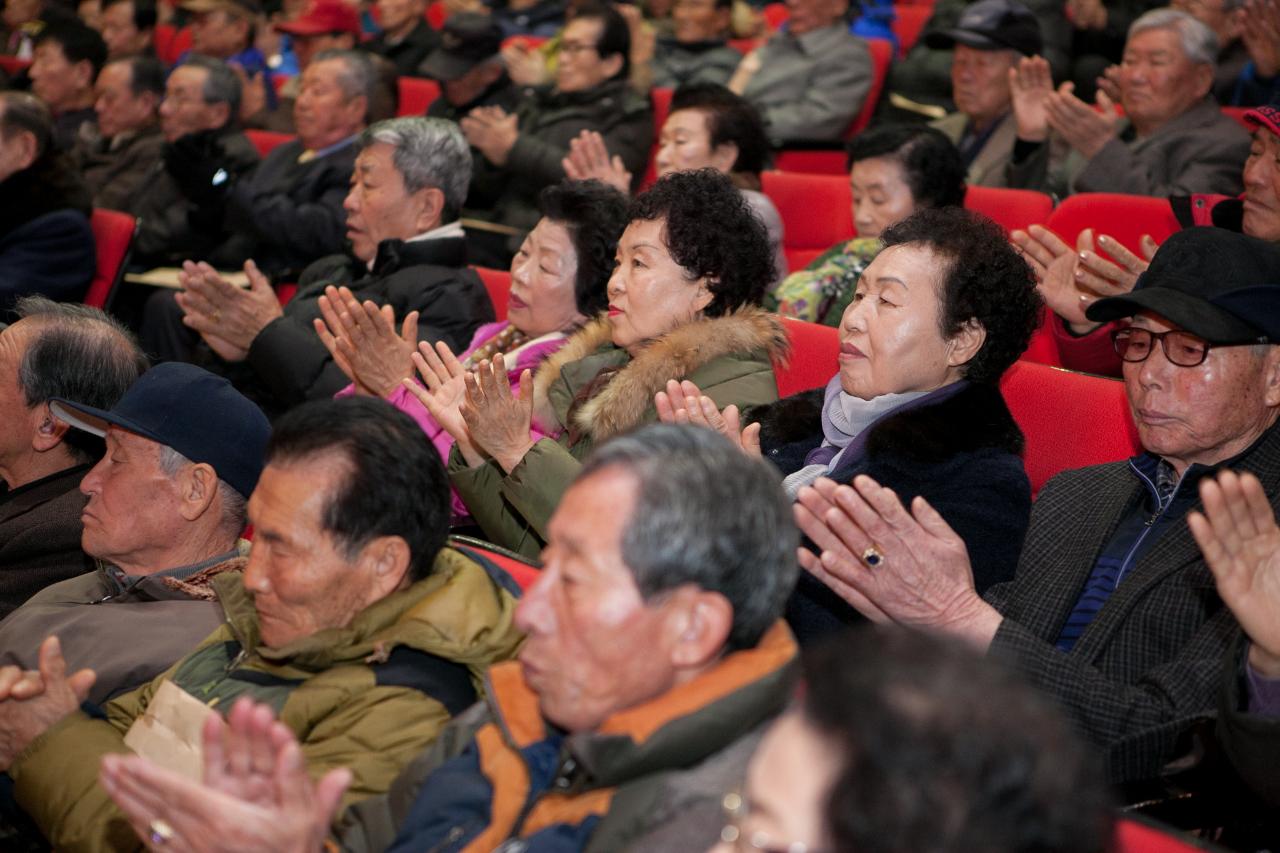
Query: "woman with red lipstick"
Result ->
[[441, 169, 787, 557], [324, 180, 629, 521], [662, 207, 1043, 644]]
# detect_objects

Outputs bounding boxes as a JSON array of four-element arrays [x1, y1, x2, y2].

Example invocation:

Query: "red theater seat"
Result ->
[[891, 4, 931, 56], [963, 185, 1054, 235], [847, 37, 893, 137], [999, 360, 1140, 497], [474, 266, 511, 320], [1114, 818, 1226, 853], [1046, 192, 1180, 257], [85, 209, 137, 310], [761, 170, 854, 273], [245, 129, 295, 158], [775, 316, 839, 397], [398, 77, 442, 116]]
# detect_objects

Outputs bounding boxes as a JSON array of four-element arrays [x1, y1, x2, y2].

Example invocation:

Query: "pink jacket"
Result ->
[[336, 321, 570, 519]]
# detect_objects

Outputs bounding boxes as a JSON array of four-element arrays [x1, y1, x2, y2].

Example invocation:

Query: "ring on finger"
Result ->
[[861, 546, 885, 568], [149, 819, 175, 845]]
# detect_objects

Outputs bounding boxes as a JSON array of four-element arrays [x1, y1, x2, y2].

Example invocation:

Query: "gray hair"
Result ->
[[178, 54, 242, 125], [14, 296, 148, 465], [157, 444, 248, 536], [578, 424, 798, 651], [1129, 8, 1219, 67], [359, 117, 471, 223], [313, 48, 376, 104], [0, 91, 53, 159]]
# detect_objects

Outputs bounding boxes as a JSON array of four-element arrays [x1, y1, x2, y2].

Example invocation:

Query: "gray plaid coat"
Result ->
[[983, 424, 1280, 783]]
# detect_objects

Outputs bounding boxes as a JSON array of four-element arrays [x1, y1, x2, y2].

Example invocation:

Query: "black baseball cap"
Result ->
[[1086, 227, 1280, 345], [925, 0, 1042, 56], [49, 362, 271, 499], [419, 13, 503, 82]]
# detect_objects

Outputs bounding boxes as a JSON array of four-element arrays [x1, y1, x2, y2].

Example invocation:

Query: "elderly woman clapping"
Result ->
[[318, 181, 629, 519], [660, 208, 1043, 642], [429, 168, 788, 556]]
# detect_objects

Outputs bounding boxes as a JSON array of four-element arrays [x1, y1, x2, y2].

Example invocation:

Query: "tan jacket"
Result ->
[[932, 111, 1019, 189]]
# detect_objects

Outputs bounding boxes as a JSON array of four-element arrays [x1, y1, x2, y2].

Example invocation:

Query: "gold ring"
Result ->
[[862, 546, 884, 568], [148, 819, 174, 845], [212, 309, 222, 323]]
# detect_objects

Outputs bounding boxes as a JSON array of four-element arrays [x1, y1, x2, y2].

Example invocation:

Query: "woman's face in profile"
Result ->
[[507, 217, 585, 339], [837, 243, 978, 400], [606, 217, 713, 352], [849, 155, 916, 239], [655, 109, 737, 179], [707, 711, 838, 853]]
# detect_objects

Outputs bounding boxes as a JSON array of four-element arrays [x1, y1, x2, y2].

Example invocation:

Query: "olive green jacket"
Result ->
[[450, 308, 788, 557], [8, 547, 525, 853]]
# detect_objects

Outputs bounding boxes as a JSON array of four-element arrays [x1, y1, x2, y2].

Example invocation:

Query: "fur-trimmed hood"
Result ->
[[533, 307, 789, 443], [754, 380, 1024, 467]]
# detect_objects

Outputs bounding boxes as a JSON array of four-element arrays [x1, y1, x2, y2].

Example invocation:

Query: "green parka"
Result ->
[[450, 308, 788, 557], [8, 547, 524, 853]]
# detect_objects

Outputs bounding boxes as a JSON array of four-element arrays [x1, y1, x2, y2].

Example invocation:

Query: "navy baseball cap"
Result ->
[[49, 362, 270, 499], [1086, 227, 1280, 345], [925, 0, 1042, 56]]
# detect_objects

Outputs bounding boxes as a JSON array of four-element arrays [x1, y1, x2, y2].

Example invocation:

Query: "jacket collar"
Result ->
[[485, 621, 798, 789], [370, 229, 468, 276], [532, 307, 788, 442]]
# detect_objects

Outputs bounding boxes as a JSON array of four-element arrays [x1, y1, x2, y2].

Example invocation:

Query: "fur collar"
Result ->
[[159, 556, 247, 602], [533, 307, 788, 443], [755, 381, 1024, 464]]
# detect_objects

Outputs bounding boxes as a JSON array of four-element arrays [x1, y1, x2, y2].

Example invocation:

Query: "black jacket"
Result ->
[[213, 138, 357, 278], [754, 382, 1031, 645], [364, 19, 441, 79], [246, 234, 494, 410]]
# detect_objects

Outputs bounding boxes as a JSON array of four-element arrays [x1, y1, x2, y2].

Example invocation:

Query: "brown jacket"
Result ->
[[72, 123, 166, 214], [0, 550, 244, 704], [0, 464, 93, 619]]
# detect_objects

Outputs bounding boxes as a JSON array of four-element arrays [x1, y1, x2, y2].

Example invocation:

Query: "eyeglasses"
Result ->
[[559, 40, 600, 56], [1111, 327, 1217, 367], [719, 790, 827, 853]]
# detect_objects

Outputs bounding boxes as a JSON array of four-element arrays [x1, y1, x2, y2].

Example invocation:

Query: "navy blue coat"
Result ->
[[752, 381, 1032, 645]]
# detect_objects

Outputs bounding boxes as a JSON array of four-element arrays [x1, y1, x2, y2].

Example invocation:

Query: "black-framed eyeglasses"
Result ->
[[1111, 327, 1219, 367], [559, 40, 601, 56]]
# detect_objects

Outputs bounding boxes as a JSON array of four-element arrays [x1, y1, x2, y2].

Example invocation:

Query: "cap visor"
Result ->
[[1086, 287, 1264, 343], [419, 52, 472, 81], [48, 399, 169, 444], [924, 29, 1000, 50], [276, 20, 328, 34]]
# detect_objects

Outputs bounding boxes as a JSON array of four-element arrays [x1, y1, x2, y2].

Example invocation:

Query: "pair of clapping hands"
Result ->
[[312, 288, 537, 472]]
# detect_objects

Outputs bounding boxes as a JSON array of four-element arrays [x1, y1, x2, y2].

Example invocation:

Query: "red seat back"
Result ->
[[1114, 818, 1225, 853], [773, 149, 848, 174], [1221, 106, 1252, 131], [890, 4, 931, 56], [474, 266, 511, 320], [846, 37, 893, 137], [775, 316, 839, 397], [398, 76, 442, 116], [1046, 192, 1180, 257], [245, 129, 295, 158], [963, 185, 1054, 235], [999, 360, 1140, 497], [425, 0, 447, 29], [763, 2, 789, 29], [0, 56, 31, 76], [154, 24, 192, 65], [501, 35, 549, 51], [640, 86, 675, 189], [727, 37, 762, 53], [761, 170, 855, 273], [86, 209, 137, 310]]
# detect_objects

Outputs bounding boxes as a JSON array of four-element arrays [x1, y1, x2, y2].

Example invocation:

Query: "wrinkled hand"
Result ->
[[1075, 230, 1156, 296], [501, 42, 550, 86], [793, 476, 1003, 649], [727, 49, 762, 95], [1045, 81, 1120, 159], [231, 64, 268, 123], [461, 106, 521, 167], [654, 379, 762, 456], [403, 340, 483, 465], [0, 636, 96, 770], [1009, 55, 1054, 142], [100, 697, 348, 853], [176, 259, 282, 361], [1095, 63, 1122, 105], [1243, 0, 1280, 77], [314, 286, 418, 398], [1189, 470, 1280, 678], [561, 130, 632, 195], [460, 354, 536, 473]]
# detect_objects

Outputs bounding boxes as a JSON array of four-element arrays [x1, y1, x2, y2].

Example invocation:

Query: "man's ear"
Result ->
[[1261, 345, 1280, 408], [178, 462, 222, 521], [665, 586, 734, 670], [600, 51, 625, 82], [30, 402, 70, 453], [413, 186, 446, 233], [357, 535, 413, 598], [73, 59, 94, 93]]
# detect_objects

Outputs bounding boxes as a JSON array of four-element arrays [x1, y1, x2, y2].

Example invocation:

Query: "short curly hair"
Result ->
[[847, 124, 966, 210], [626, 169, 772, 315], [539, 180, 629, 316], [880, 208, 1042, 383]]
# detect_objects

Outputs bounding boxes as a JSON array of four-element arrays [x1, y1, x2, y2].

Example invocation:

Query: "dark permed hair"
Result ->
[[847, 124, 966, 209], [880, 207, 1043, 383], [669, 83, 771, 177], [626, 168, 773, 315], [539, 180, 629, 316]]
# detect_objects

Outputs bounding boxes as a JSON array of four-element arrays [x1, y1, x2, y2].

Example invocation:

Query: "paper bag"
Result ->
[[123, 680, 218, 781]]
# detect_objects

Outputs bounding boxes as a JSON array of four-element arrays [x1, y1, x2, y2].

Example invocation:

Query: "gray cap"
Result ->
[[925, 0, 1042, 56]]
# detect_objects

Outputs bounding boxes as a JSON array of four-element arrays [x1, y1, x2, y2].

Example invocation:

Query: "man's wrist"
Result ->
[[937, 594, 1003, 653], [1247, 642, 1280, 679]]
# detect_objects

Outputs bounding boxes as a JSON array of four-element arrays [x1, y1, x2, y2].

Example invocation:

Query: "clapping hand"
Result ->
[[176, 259, 283, 362], [314, 285, 419, 398], [1189, 470, 1280, 678], [461, 106, 520, 166], [562, 130, 632, 195], [0, 637, 96, 770], [1009, 55, 1054, 142], [655, 379, 762, 456], [402, 340, 484, 465], [460, 354, 537, 473], [1044, 81, 1121, 159]]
